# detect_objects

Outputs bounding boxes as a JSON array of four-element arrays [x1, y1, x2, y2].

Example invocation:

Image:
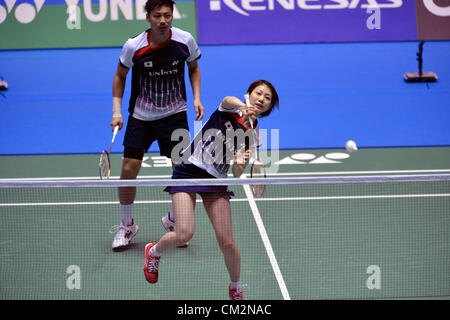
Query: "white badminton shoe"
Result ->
[[111, 220, 139, 251]]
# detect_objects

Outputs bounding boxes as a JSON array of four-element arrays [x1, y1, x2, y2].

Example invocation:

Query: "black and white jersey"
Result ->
[[187, 107, 258, 178], [120, 27, 201, 121]]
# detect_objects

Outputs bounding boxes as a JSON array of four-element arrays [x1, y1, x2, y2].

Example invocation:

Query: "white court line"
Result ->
[[0, 175, 172, 181], [254, 193, 450, 201], [266, 169, 450, 176], [1, 193, 449, 207], [242, 183, 291, 300], [0, 200, 170, 207], [1, 169, 450, 181]]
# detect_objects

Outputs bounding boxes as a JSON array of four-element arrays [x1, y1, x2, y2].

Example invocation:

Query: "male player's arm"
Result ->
[[111, 62, 129, 130], [187, 60, 204, 121]]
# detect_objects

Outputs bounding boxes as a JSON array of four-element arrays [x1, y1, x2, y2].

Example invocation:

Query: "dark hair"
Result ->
[[246, 80, 279, 118], [145, 0, 175, 14]]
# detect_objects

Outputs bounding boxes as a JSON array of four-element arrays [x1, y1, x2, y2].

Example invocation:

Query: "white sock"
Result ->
[[230, 281, 241, 290], [168, 206, 175, 222], [120, 204, 133, 226], [150, 244, 161, 257]]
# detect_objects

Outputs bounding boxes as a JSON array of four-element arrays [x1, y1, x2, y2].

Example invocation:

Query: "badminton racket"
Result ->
[[99, 125, 119, 179], [244, 94, 266, 197]]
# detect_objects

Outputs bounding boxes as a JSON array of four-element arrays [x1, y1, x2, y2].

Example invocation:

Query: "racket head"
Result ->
[[99, 150, 111, 179], [250, 159, 266, 197]]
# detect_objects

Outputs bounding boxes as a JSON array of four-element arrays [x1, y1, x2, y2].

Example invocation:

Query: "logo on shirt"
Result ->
[[144, 61, 153, 68], [148, 68, 179, 77], [224, 121, 233, 130]]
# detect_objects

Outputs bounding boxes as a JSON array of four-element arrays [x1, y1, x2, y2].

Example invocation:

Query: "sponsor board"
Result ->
[[1, 1, 448, 51], [0, 0, 197, 49], [416, 0, 450, 40], [197, 0, 418, 44], [197, 0, 450, 44]]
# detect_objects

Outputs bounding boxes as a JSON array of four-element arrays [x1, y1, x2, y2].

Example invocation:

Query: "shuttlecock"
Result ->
[[345, 140, 358, 152]]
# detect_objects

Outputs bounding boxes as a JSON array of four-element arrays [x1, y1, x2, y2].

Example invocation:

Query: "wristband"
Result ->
[[113, 97, 122, 118]]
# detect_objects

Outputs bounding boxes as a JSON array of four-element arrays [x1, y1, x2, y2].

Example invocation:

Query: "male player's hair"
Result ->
[[247, 80, 280, 118], [145, 0, 175, 14]]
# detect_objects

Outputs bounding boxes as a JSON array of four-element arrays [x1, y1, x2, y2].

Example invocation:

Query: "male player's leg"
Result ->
[[111, 115, 152, 251], [119, 153, 142, 222], [111, 151, 142, 251]]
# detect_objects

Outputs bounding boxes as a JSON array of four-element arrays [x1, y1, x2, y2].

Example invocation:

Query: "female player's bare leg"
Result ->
[[201, 193, 241, 283], [156, 192, 196, 252]]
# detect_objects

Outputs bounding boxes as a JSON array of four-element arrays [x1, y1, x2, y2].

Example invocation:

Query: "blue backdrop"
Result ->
[[0, 41, 449, 155]]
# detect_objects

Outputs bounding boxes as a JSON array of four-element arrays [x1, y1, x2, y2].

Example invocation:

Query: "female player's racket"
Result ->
[[99, 125, 119, 179], [244, 94, 266, 197]]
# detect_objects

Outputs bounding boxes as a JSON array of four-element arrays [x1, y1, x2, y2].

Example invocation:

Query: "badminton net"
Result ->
[[0, 174, 449, 300]]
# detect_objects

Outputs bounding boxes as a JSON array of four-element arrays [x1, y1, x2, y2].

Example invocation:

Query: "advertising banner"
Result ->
[[415, 0, 450, 40], [197, 0, 419, 44], [0, 0, 198, 50], [2, 1, 449, 49]]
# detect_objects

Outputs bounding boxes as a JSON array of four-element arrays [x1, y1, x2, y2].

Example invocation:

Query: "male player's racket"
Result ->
[[244, 94, 266, 197], [99, 125, 119, 179]]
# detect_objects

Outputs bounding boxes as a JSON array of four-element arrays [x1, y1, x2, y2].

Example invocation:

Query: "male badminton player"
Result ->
[[110, 0, 204, 251], [143, 80, 279, 300]]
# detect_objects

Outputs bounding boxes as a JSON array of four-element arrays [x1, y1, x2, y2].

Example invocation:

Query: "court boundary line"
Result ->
[[242, 183, 291, 301], [1, 193, 449, 207], [266, 169, 450, 176], [1, 168, 450, 181]]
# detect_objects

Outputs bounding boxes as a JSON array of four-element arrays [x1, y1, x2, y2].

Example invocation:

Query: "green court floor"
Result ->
[[0, 147, 449, 300]]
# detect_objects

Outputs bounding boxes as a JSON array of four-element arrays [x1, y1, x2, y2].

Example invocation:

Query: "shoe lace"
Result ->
[[148, 257, 160, 273], [109, 224, 129, 236]]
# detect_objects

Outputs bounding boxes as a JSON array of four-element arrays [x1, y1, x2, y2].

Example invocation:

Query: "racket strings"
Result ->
[[99, 151, 110, 179], [250, 161, 266, 197]]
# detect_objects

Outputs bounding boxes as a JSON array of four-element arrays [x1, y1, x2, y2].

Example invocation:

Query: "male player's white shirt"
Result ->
[[119, 27, 201, 121]]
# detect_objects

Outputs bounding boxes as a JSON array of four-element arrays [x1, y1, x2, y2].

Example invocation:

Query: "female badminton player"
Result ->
[[143, 80, 279, 300]]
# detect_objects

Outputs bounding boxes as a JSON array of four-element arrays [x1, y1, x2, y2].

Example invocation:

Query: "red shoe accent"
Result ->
[[143, 242, 160, 284], [228, 284, 244, 300]]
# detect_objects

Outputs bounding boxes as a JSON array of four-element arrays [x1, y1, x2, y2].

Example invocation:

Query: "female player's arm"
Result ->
[[220, 96, 246, 111], [220, 96, 258, 124], [231, 147, 252, 178]]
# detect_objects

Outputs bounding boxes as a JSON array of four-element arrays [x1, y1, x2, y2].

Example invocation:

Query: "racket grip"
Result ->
[[243, 93, 254, 128], [112, 125, 119, 143], [244, 94, 250, 106]]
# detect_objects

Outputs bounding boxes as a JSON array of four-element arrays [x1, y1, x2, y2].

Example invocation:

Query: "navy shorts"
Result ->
[[164, 163, 235, 198], [123, 112, 189, 159]]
